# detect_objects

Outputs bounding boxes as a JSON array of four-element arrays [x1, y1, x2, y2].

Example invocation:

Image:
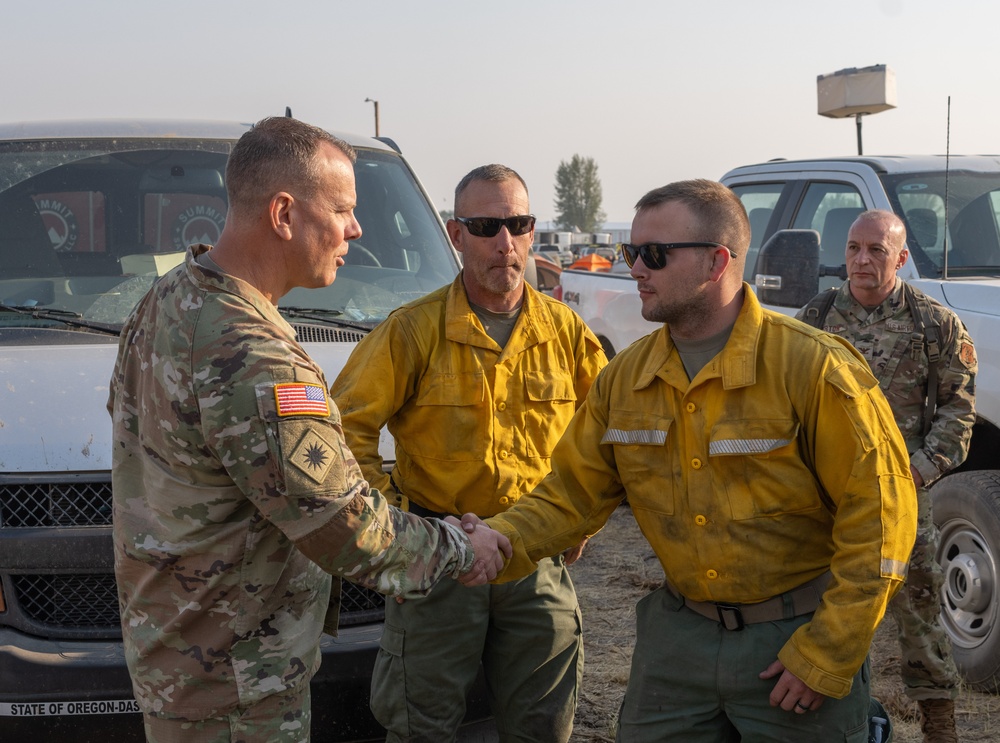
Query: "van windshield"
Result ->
[[0, 137, 457, 330], [881, 170, 1000, 279]]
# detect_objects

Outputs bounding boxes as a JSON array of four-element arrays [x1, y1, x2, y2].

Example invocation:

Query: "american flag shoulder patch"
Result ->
[[274, 383, 330, 417]]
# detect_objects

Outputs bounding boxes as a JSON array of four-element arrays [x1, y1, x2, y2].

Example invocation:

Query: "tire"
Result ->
[[598, 335, 616, 360], [931, 470, 1000, 692]]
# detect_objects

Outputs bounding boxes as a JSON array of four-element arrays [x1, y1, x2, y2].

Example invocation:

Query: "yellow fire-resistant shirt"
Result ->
[[488, 287, 917, 698], [332, 274, 607, 516]]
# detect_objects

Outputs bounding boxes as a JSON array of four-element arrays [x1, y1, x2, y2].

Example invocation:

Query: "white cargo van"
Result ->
[[0, 119, 491, 741]]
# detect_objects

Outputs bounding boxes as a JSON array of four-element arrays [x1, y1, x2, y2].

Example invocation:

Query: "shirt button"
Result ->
[[499, 496, 510, 505], [691, 458, 703, 469], [499, 450, 509, 460], [497, 401, 507, 411], [706, 569, 719, 580], [695, 515, 707, 526], [686, 402, 696, 413]]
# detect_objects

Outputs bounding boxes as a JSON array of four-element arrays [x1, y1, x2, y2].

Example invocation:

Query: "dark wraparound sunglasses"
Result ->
[[456, 215, 536, 238], [619, 241, 734, 270]]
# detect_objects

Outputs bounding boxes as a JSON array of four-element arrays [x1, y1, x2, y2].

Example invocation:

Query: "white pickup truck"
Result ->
[[559, 155, 1000, 691], [557, 257, 642, 359]]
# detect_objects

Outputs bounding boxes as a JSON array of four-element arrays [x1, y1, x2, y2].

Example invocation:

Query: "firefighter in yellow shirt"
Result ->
[[480, 179, 917, 742], [333, 164, 607, 742]]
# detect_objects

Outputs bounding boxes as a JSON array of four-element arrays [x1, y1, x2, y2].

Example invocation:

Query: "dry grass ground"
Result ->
[[568, 503, 1000, 742]]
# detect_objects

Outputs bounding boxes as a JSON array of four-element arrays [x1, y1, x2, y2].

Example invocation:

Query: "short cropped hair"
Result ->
[[635, 179, 751, 256], [226, 117, 356, 215], [454, 164, 528, 215], [851, 209, 907, 253]]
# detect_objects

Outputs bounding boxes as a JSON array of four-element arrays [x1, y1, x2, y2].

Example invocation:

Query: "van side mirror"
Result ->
[[754, 229, 822, 308]]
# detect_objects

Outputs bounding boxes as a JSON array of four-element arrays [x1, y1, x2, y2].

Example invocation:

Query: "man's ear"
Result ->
[[446, 219, 465, 254], [270, 192, 294, 241], [709, 247, 732, 282], [896, 247, 909, 270]]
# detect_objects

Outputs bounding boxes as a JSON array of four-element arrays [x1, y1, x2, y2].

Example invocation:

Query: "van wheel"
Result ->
[[598, 336, 616, 360], [932, 471, 1000, 692]]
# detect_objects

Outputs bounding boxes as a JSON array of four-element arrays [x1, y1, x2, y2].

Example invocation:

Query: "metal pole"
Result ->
[[365, 98, 380, 137], [855, 113, 863, 156]]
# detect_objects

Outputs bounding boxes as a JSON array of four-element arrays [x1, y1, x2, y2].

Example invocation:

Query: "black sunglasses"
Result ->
[[456, 215, 535, 238], [619, 241, 734, 270]]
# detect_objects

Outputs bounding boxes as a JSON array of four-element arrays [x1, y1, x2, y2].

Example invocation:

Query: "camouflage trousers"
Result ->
[[143, 683, 310, 743], [887, 485, 961, 701]]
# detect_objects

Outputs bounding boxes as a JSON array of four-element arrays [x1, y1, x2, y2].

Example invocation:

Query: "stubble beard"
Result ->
[[642, 290, 710, 329], [476, 262, 523, 297]]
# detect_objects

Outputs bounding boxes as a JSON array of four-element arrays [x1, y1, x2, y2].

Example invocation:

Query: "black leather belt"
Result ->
[[405, 499, 454, 520], [665, 571, 832, 631]]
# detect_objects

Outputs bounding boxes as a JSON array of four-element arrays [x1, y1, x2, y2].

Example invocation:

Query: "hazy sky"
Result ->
[[4, 0, 997, 223]]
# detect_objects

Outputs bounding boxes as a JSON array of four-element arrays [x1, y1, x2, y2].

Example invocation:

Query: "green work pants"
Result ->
[[370, 555, 583, 743], [616, 586, 872, 742]]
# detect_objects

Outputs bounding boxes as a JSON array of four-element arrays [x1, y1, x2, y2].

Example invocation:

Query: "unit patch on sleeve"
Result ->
[[289, 429, 340, 485], [959, 341, 977, 369], [274, 383, 331, 417]]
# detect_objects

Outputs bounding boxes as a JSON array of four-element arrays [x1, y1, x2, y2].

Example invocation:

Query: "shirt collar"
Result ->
[[634, 283, 762, 391]]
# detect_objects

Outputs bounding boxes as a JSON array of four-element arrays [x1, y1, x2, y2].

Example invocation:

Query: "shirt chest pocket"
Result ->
[[602, 410, 674, 515], [710, 419, 816, 520], [411, 371, 487, 461], [524, 370, 577, 457]]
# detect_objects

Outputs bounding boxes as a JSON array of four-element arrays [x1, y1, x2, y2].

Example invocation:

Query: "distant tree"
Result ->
[[554, 155, 607, 233], [439, 209, 454, 221]]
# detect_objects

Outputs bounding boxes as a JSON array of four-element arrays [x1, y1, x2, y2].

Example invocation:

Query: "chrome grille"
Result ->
[[337, 583, 385, 626], [10, 572, 385, 631], [13, 574, 121, 628], [1, 476, 385, 633], [0, 479, 112, 527]]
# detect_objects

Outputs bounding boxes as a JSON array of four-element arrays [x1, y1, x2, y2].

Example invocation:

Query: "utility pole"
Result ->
[[364, 98, 380, 137]]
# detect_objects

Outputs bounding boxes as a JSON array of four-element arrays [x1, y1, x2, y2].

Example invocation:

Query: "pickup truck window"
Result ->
[[727, 182, 785, 283], [882, 171, 1000, 278], [787, 182, 864, 291]]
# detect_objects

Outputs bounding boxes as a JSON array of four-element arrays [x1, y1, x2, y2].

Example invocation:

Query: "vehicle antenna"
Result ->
[[943, 96, 951, 279]]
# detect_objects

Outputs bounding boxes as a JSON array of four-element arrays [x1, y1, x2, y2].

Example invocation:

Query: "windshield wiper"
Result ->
[[278, 306, 374, 332], [0, 303, 122, 336]]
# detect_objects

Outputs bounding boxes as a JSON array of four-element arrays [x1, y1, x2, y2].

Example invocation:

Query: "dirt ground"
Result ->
[[568, 503, 1000, 742]]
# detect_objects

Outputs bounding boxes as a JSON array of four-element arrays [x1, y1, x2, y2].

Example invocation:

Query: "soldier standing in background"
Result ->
[[798, 209, 977, 743], [108, 117, 510, 743]]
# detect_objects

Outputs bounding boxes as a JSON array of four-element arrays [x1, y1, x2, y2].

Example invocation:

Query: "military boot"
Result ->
[[918, 698, 958, 743]]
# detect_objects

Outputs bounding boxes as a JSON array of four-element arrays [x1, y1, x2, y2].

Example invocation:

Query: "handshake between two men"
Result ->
[[444, 514, 512, 586]]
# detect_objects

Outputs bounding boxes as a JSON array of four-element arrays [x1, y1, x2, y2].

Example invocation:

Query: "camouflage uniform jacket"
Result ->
[[797, 279, 977, 485], [107, 245, 474, 719]]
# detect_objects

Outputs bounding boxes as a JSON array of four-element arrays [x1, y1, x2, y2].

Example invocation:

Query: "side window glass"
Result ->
[[791, 182, 864, 290], [729, 182, 785, 283]]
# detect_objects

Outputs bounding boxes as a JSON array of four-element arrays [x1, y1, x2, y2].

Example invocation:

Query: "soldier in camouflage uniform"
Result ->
[[107, 117, 511, 743], [797, 209, 977, 743]]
